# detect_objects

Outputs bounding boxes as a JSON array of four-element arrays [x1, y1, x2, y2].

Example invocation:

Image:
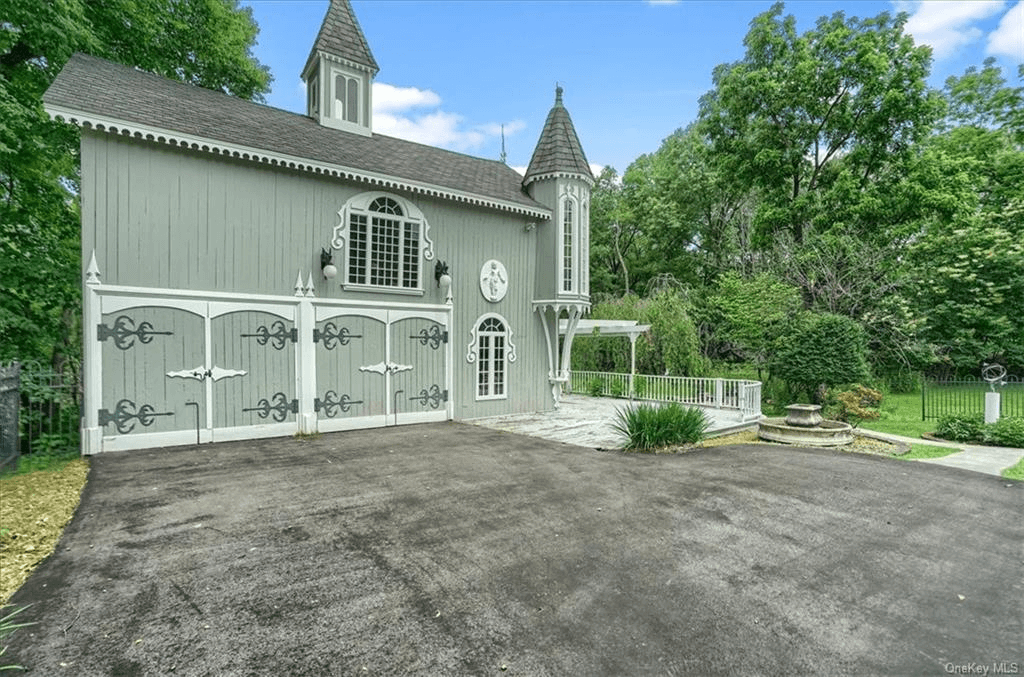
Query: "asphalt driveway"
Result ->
[[6, 423, 1022, 676]]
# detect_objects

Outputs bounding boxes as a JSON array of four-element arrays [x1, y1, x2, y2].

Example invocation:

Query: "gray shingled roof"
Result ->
[[44, 53, 546, 215], [523, 86, 593, 186], [303, 0, 378, 76]]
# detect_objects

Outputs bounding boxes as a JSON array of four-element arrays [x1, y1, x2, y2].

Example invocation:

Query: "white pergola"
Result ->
[[559, 319, 652, 395]]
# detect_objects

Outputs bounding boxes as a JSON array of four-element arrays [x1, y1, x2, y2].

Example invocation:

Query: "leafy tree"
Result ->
[[571, 291, 707, 377], [704, 271, 801, 378], [651, 126, 757, 284], [909, 200, 1024, 371], [0, 0, 271, 366], [769, 312, 870, 402], [588, 166, 638, 298], [941, 57, 1023, 137], [698, 3, 941, 247], [904, 60, 1024, 373]]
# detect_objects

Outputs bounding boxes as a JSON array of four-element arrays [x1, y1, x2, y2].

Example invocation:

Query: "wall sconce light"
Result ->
[[434, 260, 453, 304], [320, 247, 337, 280]]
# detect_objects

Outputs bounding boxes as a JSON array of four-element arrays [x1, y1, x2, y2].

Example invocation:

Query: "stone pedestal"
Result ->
[[985, 391, 1001, 424], [785, 404, 823, 428]]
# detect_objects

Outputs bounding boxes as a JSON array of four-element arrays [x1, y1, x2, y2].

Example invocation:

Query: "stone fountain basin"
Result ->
[[758, 418, 854, 446]]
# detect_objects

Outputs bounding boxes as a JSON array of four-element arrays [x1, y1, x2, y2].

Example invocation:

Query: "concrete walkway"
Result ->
[[468, 394, 755, 449], [470, 396, 1024, 478], [863, 430, 1024, 477]]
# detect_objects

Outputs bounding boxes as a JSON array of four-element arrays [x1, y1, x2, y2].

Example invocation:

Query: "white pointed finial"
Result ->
[[85, 250, 102, 286], [305, 273, 315, 297], [294, 271, 304, 296]]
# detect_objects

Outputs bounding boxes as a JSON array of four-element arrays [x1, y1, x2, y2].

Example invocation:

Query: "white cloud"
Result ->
[[896, 1, 1006, 59], [370, 82, 524, 153], [372, 83, 441, 113], [987, 0, 1024, 61]]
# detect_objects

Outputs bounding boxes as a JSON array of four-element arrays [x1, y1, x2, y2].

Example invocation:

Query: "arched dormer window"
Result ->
[[561, 195, 576, 293], [331, 192, 434, 293], [466, 313, 518, 400]]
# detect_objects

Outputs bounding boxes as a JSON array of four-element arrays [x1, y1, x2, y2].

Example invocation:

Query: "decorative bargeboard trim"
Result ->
[[47, 104, 552, 219]]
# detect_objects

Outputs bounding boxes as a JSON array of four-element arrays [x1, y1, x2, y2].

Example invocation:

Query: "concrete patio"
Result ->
[[469, 394, 756, 448]]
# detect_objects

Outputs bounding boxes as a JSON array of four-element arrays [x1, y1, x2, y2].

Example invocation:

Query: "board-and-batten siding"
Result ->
[[82, 131, 554, 419]]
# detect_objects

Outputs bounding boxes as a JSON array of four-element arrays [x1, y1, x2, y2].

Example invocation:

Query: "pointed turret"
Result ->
[[526, 86, 592, 405], [522, 86, 593, 187], [302, 0, 377, 135]]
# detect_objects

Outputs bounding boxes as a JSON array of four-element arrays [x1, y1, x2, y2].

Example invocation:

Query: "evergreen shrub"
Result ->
[[769, 313, 870, 403]]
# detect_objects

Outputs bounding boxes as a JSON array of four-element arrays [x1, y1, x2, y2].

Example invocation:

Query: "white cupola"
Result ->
[[301, 0, 378, 136]]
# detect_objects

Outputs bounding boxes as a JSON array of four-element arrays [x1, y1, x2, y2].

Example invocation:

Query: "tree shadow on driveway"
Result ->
[[6, 423, 1022, 676]]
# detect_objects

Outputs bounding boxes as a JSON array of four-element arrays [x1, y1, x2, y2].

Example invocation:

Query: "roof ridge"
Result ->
[[44, 53, 547, 216]]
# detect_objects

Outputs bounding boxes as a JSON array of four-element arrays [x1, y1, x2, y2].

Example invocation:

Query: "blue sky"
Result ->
[[243, 0, 1024, 175]]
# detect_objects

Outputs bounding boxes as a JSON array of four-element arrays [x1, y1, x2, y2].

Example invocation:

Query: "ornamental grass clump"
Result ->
[[612, 402, 709, 452]]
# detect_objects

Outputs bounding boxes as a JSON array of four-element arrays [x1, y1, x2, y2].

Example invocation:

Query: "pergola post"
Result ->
[[629, 333, 638, 400]]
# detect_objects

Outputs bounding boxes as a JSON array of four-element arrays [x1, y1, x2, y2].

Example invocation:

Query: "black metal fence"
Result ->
[[921, 375, 1024, 420], [0, 361, 82, 473]]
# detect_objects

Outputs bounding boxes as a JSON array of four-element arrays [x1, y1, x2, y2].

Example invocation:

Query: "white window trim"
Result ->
[[320, 62, 371, 136], [331, 192, 435, 295], [466, 312, 517, 401]]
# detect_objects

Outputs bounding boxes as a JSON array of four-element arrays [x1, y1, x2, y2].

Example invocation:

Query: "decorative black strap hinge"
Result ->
[[241, 321, 297, 350], [315, 391, 364, 417], [97, 315, 172, 350], [408, 384, 447, 409], [242, 392, 297, 422], [313, 323, 362, 349], [410, 324, 448, 349], [98, 399, 174, 434]]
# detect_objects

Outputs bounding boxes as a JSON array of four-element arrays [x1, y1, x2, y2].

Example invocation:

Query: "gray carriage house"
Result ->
[[43, 0, 593, 453]]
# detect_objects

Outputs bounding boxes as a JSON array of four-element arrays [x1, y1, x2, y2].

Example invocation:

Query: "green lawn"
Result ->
[[1002, 457, 1024, 481], [856, 392, 936, 438], [897, 443, 961, 460]]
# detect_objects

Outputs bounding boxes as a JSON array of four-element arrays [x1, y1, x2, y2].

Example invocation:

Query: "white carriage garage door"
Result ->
[[89, 291, 450, 453], [313, 307, 449, 432]]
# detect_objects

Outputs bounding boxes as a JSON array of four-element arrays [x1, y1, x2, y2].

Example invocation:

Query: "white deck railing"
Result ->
[[570, 371, 762, 422]]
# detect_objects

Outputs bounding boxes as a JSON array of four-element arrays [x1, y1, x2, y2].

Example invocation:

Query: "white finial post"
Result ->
[[85, 250, 102, 286]]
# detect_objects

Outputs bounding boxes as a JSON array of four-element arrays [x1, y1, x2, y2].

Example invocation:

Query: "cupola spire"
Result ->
[[302, 0, 377, 135]]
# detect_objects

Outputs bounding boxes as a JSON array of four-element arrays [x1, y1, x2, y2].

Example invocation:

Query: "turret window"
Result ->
[[561, 197, 576, 292]]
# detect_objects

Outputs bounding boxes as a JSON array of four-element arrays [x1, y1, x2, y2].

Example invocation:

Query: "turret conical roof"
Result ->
[[523, 86, 592, 186], [303, 0, 379, 77]]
